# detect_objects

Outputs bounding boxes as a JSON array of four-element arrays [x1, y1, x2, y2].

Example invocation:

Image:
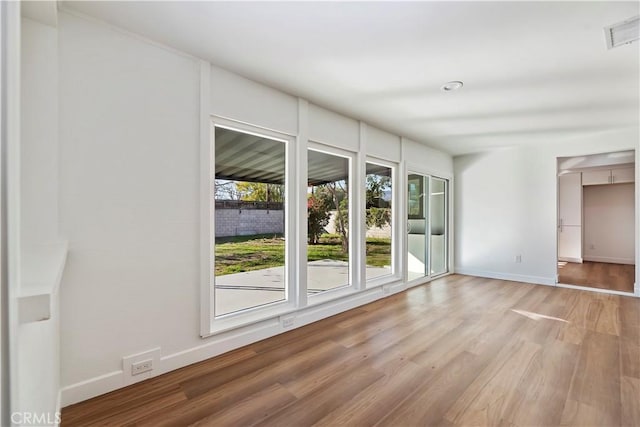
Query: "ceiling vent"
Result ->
[[604, 16, 639, 49]]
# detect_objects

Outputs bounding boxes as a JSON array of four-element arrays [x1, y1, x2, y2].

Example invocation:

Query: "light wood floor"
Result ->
[[62, 275, 640, 426], [558, 261, 635, 292]]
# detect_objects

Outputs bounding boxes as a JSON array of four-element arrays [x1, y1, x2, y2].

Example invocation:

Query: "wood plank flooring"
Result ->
[[558, 261, 635, 292], [61, 275, 640, 426]]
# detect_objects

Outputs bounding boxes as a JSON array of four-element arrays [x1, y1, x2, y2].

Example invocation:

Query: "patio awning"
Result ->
[[215, 127, 392, 185]]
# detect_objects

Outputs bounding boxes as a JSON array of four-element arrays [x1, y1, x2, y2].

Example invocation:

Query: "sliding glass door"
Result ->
[[407, 173, 448, 280], [407, 174, 428, 281], [430, 177, 448, 276]]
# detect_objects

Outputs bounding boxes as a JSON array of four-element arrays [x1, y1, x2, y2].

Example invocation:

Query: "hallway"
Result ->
[[558, 261, 635, 292]]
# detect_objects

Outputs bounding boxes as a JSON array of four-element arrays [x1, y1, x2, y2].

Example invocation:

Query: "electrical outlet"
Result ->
[[515, 255, 522, 263], [122, 347, 161, 385], [131, 359, 153, 376], [281, 316, 294, 328], [383, 284, 392, 295], [589, 244, 595, 250]]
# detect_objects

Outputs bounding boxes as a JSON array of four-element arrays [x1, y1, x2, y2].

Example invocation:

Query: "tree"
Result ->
[[366, 174, 390, 206], [307, 194, 330, 244], [366, 207, 391, 229], [235, 182, 284, 202], [365, 174, 391, 229], [214, 180, 241, 200], [317, 181, 349, 253], [334, 198, 349, 252]]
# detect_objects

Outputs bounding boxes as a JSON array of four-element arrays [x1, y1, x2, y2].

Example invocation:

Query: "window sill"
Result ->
[[206, 300, 297, 337], [365, 273, 401, 289]]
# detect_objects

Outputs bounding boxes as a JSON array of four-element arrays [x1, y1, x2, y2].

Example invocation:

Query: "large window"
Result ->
[[307, 148, 351, 295], [213, 126, 288, 317], [365, 162, 393, 281], [204, 119, 451, 335]]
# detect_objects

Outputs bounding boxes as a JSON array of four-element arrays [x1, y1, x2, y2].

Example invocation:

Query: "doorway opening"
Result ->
[[557, 150, 636, 293]]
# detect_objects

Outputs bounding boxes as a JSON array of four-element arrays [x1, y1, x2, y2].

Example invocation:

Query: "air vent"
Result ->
[[604, 16, 639, 49]]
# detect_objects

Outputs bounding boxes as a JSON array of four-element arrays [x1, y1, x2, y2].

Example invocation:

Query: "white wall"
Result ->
[[454, 127, 639, 290], [403, 138, 453, 177], [55, 11, 453, 406], [210, 66, 297, 136], [367, 126, 400, 162], [309, 103, 359, 151], [18, 15, 61, 425], [58, 10, 202, 390], [21, 17, 58, 247], [583, 183, 635, 264]]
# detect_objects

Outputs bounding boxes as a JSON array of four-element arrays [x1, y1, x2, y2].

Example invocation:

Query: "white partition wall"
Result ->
[[455, 128, 639, 291]]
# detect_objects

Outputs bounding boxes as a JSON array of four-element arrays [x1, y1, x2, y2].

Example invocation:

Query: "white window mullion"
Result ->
[[295, 99, 308, 308]]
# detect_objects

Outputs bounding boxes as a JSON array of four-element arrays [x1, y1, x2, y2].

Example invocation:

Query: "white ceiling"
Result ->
[[61, 1, 640, 156]]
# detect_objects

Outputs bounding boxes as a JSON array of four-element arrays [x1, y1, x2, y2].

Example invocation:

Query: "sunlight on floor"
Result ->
[[512, 309, 568, 323]]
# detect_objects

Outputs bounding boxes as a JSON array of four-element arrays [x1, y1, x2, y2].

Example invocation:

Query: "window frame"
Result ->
[[364, 157, 401, 287], [405, 164, 452, 285], [204, 117, 297, 335], [306, 141, 357, 305], [429, 176, 449, 278]]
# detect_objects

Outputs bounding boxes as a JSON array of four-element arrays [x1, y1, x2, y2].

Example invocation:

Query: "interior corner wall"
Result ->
[[56, 10, 453, 406], [454, 128, 640, 288]]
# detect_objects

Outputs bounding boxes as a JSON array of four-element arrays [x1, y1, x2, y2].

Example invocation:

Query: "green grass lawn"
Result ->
[[215, 233, 391, 275]]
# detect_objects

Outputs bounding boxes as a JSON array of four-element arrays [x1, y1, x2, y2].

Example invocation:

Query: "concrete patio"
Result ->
[[215, 260, 391, 316]]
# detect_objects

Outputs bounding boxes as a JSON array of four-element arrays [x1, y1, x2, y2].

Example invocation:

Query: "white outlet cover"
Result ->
[[122, 347, 161, 385], [281, 315, 295, 328]]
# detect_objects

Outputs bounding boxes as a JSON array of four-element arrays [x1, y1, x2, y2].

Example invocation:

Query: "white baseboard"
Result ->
[[558, 257, 582, 263], [60, 370, 123, 408], [60, 281, 414, 407], [583, 256, 635, 265], [455, 268, 556, 286]]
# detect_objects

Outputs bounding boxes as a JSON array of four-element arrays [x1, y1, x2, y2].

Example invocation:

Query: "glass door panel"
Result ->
[[430, 177, 448, 275], [407, 174, 428, 280]]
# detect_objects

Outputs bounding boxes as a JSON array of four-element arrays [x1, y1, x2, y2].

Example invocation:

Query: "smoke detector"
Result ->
[[604, 16, 639, 49]]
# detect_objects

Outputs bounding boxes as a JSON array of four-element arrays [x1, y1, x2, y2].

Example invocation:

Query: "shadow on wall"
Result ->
[[453, 151, 491, 173]]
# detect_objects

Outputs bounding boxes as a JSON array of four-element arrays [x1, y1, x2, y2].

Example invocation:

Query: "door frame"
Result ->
[[405, 163, 453, 287], [555, 153, 638, 297]]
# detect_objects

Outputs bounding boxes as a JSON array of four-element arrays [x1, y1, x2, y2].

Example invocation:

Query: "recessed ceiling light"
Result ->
[[441, 81, 463, 92]]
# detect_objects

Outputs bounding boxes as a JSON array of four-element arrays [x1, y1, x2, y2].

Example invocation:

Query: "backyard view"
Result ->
[[213, 126, 393, 317], [215, 234, 391, 276]]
